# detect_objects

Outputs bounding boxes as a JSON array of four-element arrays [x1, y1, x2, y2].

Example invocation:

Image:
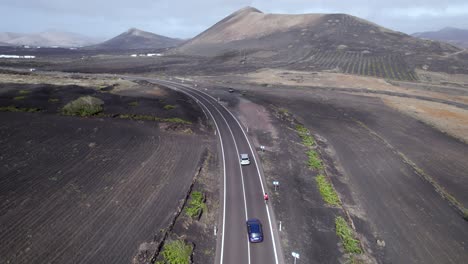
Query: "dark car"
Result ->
[[246, 218, 263, 243]]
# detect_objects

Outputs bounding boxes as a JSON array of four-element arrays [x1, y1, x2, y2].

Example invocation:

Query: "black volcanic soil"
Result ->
[[0, 83, 212, 263], [199, 81, 468, 263], [0, 82, 202, 126]]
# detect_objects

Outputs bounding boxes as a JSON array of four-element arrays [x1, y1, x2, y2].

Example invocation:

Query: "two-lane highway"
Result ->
[[128, 77, 283, 264]]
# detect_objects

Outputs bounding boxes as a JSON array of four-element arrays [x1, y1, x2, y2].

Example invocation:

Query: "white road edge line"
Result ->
[[152, 81, 229, 264], [198, 94, 252, 264], [157, 80, 251, 264], [190, 86, 280, 264]]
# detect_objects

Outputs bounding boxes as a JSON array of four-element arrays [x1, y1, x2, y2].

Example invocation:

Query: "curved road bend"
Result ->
[[127, 77, 283, 264]]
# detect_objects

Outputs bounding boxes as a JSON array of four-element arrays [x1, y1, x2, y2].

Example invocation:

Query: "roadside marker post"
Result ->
[[292, 252, 300, 264], [273, 181, 279, 191]]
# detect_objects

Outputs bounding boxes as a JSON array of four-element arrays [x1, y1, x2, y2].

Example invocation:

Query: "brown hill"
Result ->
[[412, 27, 468, 48], [90, 28, 183, 50], [0, 31, 99, 47], [176, 7, 466, 80]]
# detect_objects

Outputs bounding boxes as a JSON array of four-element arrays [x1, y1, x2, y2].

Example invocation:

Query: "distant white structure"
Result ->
[[147, 53, 163, 57], [0, 55, 36, 59], [130, 53, 163, 58]]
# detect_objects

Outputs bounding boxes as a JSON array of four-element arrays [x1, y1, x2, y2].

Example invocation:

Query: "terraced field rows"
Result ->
[[0, 113, 207, 263], [295, 49, 418, 81]]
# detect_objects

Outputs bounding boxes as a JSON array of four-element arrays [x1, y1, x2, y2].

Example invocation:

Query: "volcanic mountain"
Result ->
[[176, 7, 466, 79], [90, 28, 183, 50], [412, 27, 468, 48], [0, 31, 99, 47]]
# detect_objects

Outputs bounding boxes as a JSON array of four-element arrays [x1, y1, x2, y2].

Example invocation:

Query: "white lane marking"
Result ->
[[157, 80, 251, 264], [192, 91, 252, 264], [152, 81, 229, 264], [178, 84, 280, 264]]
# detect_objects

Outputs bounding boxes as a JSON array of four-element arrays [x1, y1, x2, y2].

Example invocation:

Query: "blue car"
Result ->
[[246, 218, 263, 243]]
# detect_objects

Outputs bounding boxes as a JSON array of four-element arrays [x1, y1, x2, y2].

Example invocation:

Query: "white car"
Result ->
[[240, 154, 250, 165]]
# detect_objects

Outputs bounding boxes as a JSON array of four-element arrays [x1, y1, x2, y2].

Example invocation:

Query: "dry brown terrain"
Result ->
[[198, 79, 468, 263], [235, 68, 468, 143]]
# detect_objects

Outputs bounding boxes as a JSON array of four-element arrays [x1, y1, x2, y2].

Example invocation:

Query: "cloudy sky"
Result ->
[[1, 0, 468, 39]]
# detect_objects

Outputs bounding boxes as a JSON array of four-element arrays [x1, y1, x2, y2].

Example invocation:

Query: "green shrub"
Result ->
[[48, 98, 59, 103], [296, 124, 315, 147], [117, 114, 191, 124], [164, 104, 176, 110], [13, 96, 26, 100], [316, 175, 340, 206], [19, 90, 31, 95], [161, 240, 193, 264], [0, 106, 40, 112], [162, 118, 191, 124], [186, 191, 205, 218], [128, 101, 139, 106], [62, 96, 103, 117], [307, 150, 323, 170], [335, 216, 362, 254]]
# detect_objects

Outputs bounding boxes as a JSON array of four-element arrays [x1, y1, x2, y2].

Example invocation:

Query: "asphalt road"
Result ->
[[128, 77, 284, 264]]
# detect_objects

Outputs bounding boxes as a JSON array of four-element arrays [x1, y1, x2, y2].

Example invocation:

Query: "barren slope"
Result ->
[[90, 28, 182, 50], [0, 31, 99, 47], [176, 7, 466, 80], [413, 27, 468, 48]]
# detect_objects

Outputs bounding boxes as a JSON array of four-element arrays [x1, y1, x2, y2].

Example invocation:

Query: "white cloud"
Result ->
[[0, 0, 467, 37]]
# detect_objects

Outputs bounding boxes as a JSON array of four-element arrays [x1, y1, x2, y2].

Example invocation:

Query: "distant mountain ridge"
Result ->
[[89, 28, 183, 50], [412, 27, 468, 48], [0, 30, 101, 47], [175, 7, 466, 79], [177, 7, 458, 57]]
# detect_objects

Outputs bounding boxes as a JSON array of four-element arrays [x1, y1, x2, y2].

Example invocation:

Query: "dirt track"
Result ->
[[203, 82, 468, 263], [0, 81, 210, 263]]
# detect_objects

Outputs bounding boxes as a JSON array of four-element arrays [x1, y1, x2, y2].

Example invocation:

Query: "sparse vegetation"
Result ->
[[128, 101, 139, 106], [186, 191, 205, 218], [61, 96, 104, 117], [463, 209, 468, 221], [296, 124, 315, 147], [18, 90, 30, 95], [316, 175, 340, 206], [164, 104, 177, 110], [335, 216, 362, 254], [48, 98, 59, 103], [295, 124, 323, 170], [162, 118, 191, 124], [158, 240, 193, 264], [307, 150, 323, 170], [13, 96, 26, 100], [117, 114, 191, 124], [0, 106, 41, 112]]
